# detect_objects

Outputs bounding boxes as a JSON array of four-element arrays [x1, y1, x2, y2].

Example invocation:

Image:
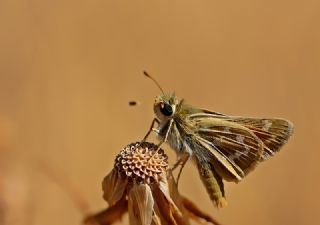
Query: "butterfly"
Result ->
[[142, 71, 294, 208]]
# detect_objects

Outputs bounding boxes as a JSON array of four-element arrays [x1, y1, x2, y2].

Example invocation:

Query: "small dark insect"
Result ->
[[128, 101, 138, 106]]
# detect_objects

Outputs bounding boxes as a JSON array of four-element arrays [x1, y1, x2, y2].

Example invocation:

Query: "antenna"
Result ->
[[143, 71, 164, 94]]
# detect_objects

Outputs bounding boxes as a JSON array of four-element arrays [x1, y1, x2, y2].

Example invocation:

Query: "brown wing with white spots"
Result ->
[[225, 117, 294, 160], [187, 117, 264, 182], [187, 112, 293, 182]]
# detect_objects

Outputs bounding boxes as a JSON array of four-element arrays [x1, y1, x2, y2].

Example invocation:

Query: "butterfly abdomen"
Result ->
[[195, 159, 228, 208]]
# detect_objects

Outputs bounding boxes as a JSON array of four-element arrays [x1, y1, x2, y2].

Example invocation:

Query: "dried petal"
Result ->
[[151, 212, 162, 225], [167, 171, 184, 209], [151, 176, 190, 225], [157, 174, 181, 215], [128, 184, 154, 225], [102, 169, 127, 206], [84, 196, 127, 225], [182, 197, 222, 225]]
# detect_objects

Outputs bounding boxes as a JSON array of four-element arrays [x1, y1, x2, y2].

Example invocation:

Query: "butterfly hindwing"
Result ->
[[192, 118, 263, 181]]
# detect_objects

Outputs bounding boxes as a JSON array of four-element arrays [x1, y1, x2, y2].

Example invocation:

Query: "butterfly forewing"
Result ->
[[186, 111, 293, 181], [226, 117, 294, 160]]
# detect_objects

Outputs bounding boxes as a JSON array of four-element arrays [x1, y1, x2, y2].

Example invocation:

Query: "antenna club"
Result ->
[[143, 70, 165, 94], [143, 71, 150, 77]]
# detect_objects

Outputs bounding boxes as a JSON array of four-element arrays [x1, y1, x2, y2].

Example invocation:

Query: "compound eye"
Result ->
[[160, 103, 173, 116]]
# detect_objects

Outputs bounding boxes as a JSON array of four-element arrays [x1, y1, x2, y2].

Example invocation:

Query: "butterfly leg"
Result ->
[[148, 119, 174, 162], [155, 119, 173, 149], [142, 118, 160, 142], [172, 153, 190, 186]]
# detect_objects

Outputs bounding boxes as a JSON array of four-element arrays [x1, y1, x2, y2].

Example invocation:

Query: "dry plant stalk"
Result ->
[[84, 142, 222, 225], [0, 179, 5, 225]]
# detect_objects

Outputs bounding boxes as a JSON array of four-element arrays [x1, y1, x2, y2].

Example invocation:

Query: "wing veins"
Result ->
[[198, 128, 260, 151], [195, 135, 245, 177]]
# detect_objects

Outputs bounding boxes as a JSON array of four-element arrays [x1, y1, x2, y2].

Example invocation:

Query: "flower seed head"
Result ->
[[115, 142, 168, 184]]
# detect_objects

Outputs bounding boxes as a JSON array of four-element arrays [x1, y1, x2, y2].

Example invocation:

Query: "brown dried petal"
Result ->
[[128, 184, 154, 225], [84, 196, 127, 225], [102, 169, 127, 206], [182, 197, 222, 225], [151, 177, 190, 225], [151, 212, 162, 225], [157, 174, 181, 215]]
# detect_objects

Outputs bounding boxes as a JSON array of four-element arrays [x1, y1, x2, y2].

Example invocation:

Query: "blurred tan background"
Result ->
[[0, 0, 319, 225]]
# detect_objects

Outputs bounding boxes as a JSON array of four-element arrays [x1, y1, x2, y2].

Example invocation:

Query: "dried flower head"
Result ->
[[115, 142, 168, 184], [84, 142, 221, 225]]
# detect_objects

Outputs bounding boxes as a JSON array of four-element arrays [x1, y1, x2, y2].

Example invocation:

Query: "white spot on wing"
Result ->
[[243, 148, 250, 157], [287, 121, 294, 136], [229, 135, 251, 162], [262, 120, 272, 131], [224, 127, 231, 133], [229, 151, 242, 161], [261, 152, 271, 161], [236, 135, 244, 143]]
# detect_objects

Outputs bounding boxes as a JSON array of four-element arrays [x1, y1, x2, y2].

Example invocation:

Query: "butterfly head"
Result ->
[[154, 93, 179, 120]]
